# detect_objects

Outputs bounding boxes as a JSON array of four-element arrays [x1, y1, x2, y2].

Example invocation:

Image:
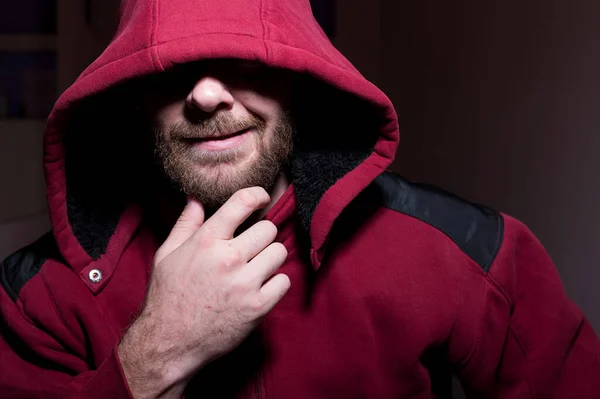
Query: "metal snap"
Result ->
[[88, 269, 103, 284]]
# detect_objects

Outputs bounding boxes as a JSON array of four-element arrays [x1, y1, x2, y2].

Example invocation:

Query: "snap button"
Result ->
[[88, 269, 103, 284]]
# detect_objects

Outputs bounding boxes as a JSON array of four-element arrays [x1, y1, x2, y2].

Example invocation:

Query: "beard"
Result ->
[[153, 111, 294, 210]]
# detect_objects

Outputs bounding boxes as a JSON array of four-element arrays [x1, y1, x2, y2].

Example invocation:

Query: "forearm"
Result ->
[[117, 313, 196, 399]]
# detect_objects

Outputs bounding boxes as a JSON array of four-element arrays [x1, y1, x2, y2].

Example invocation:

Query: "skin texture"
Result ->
[[147, 60, 295, 210], [118, 62, 295, 398], [119, 189, 290, 398]]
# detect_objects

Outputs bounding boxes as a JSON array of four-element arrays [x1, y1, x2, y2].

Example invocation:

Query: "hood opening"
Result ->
[[63, 84, 152, 260], [59, 67, 382, 260], [45, 0, 399, 271], [290, 74, 380, 230], [59, 68, 384, 262]]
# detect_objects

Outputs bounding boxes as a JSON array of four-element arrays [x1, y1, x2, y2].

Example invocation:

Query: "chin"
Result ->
[[191, 155, 252, 179]]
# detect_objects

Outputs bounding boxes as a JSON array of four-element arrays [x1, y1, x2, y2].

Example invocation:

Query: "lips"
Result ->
[[189, 128, 254, 151], [196, 128, 250, 142]]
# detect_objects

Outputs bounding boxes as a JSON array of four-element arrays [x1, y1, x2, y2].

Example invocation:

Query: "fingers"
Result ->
[[248, 242, 288, 282], [201, 187, 271, 240], [232, 220, 278, 261], [258, 273, 291, 314], [158, 198, 205, 261]]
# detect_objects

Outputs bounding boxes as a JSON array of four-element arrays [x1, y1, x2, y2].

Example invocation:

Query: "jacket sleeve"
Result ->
[[451, 214, 600, 398], [0, 271, 135, 399]]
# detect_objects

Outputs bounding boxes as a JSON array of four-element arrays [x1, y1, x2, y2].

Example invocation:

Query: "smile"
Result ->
[[191, 128, 254, 151]]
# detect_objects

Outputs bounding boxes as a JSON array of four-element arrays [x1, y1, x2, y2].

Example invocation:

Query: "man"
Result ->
[[1, 0, 599, 398]]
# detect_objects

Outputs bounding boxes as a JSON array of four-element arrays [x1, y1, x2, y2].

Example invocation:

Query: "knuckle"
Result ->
[[235, 189, 259, 209], [220, 247, 243, 269], [153, 250, 166, 266], [269, 275, 291, 300], [271, 242, 288, 259], [255, 186, 269, 200], [259, 220, 278, 238], [279, 274, 292, 290], [195, 233, 214, 249], [229, 275, 250, 293], [249, 295, 268, 314], [249, 186, 268, 197]]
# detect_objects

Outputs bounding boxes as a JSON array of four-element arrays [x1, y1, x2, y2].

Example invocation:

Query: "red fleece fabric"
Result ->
[[1, 0, 599, 398]]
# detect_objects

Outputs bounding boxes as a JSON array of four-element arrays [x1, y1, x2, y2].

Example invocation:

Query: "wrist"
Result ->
[[118, 317, 187, 399]]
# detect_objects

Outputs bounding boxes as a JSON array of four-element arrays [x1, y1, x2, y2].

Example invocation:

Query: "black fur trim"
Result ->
[[290, 148, 370, 230], [290, 76, 380, 230]]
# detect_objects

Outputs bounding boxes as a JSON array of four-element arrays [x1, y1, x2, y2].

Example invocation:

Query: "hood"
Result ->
[[43, 0, 399, 282]]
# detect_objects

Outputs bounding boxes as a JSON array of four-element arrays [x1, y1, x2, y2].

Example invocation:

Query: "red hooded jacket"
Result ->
[[1, 0, 599, 398]]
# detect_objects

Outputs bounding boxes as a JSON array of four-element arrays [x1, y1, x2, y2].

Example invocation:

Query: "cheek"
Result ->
[[238, 93, 287, 123], [149, 100, 184, 129]]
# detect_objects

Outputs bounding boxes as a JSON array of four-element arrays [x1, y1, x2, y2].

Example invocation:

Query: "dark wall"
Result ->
[[381, 0, 600, 332]]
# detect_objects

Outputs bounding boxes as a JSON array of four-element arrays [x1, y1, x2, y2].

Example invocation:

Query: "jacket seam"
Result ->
[[259, 0, 270, 61], [40, 267, 86, 349], [483, 213, 505, 272], [508, 325, 536, 399], [150, 0, 164, 71], [155, 30, 261, 45], [375, 208, 497, 371], [1, 283, 81, 363], [73, 33, 357, 97], [150, 0, 158, 47], [67, 32, 397, 162], [484, 271, 513, 309], [0, 270, 18, 302], [457, 277, 489, 369], [383, 208, 511, 374], [485, 273, 536, 397], [380, 207, 498, 274], [74, 32, 260, 85]]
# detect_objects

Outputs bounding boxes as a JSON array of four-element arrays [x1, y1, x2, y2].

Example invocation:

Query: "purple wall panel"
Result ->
[[0, 0, 56, 34], [0, 52, 56, 118], [310, 0, 335, 37]]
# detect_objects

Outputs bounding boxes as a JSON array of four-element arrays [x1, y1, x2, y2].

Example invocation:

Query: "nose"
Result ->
[[186, 76, 235, 114]]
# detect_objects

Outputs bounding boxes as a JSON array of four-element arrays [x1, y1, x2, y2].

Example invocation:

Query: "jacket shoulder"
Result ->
[[0, 232, 61, 302], [365, 172, 504, 272]]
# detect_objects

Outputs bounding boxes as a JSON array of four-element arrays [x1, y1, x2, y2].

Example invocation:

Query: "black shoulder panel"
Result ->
[[0, 232, 60, 302], [374, 172, 504, 272]]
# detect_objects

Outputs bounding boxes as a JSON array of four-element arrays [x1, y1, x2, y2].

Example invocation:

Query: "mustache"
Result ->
[[167, 112, 266, 140]]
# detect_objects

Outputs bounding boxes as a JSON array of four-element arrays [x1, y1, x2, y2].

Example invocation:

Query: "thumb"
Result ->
[[157, 197, 205, 262]]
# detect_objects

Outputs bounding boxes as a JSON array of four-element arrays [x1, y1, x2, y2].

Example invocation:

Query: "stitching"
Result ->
[[74, 33, 360, 92], [40, 267, 86, 349], [485, 272, 513, 309], [380, 206, 489, 276], [65, 29, 398, 158], [64, 30, 398, 151], [482, 274, 534, 397], [155, 30, 260, 45], [149, 0, 156, 47], [508, 325, 536, 398], [375, 177, 502, 273], [1, 287, 85, 369], [458, 278, 489, 369], [484, 213, 505, 272], [259, 0, 270, 60], [150, 0, 165, 71], [72, 31, 260, 84], [0, 262, 19, 301]]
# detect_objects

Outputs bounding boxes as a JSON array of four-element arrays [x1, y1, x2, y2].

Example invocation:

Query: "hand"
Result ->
[[118, 187, 291, 399]]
